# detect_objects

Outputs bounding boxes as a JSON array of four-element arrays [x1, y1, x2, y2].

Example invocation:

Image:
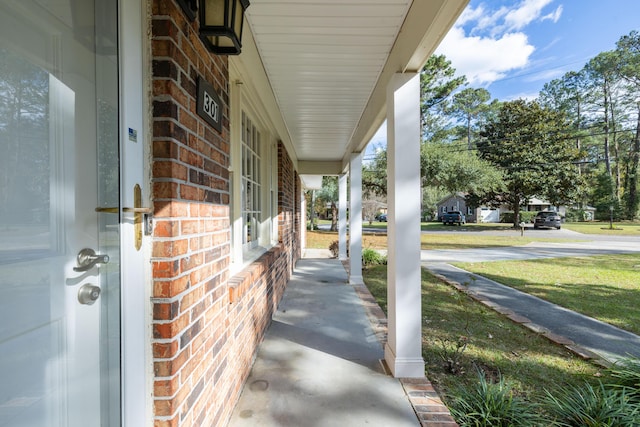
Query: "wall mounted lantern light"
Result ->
[[177, 0, 250, 55]]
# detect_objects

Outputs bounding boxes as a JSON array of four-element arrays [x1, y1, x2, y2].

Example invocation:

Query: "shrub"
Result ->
[[328, 240, 339, 258], [608, 357, 640, 402], [565, 208, 590, 222], [544, 382, 639, 427], [450, 371, 544, 426], [362, 248, 386, 266]]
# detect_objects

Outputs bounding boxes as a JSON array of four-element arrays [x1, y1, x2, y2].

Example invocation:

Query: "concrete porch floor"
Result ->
[[228, 249, 455, 426]]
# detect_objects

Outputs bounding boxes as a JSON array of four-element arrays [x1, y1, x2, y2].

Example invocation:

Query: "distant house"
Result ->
[[435, 194, 592, 223], [524, 197, 566, 215], [436, 192, 480, 223]]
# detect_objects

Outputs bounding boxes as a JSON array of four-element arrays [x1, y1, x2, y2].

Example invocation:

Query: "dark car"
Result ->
[[378, 214, 387, 222], [533, 211, 561, 229]]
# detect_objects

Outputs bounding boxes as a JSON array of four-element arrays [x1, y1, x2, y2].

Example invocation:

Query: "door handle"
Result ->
[[95, 207, 152, 213], [95, 184, 149, 251], [73, 248, 110, 272]]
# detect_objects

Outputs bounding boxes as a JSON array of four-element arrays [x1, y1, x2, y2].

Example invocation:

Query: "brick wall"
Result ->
[[151, 1, 300, 425], [277, 142, 302, 271]]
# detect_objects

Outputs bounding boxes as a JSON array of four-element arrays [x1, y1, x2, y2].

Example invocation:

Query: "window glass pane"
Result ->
[[240, 111, 262, 247]]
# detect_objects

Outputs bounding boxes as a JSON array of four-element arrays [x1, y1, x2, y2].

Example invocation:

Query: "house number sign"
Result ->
[[197, 76, 222, 132]]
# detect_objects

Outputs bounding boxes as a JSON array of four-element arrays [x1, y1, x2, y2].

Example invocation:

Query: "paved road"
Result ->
[[420, 230, 640, 363]]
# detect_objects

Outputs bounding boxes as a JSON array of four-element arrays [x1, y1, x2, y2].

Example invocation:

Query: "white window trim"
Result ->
[[228, 79, 278, 276]]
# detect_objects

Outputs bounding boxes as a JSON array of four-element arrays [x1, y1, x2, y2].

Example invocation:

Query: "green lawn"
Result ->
[[454, 253, 640, 335], [356, 223, 640, 423], [306, 230, 581, 251], [563, 221, 640, 235], [363, 266, 607, 408]]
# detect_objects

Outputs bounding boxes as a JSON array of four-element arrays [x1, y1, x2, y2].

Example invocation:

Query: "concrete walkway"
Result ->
[[228, 251, 451, 427]]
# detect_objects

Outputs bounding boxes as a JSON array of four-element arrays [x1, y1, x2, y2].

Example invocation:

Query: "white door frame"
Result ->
[[118, 0, 151, 425]]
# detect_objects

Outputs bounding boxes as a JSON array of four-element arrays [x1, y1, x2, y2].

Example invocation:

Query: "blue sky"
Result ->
[[366, 0, 640, 153], [436, 0, 640, 100]]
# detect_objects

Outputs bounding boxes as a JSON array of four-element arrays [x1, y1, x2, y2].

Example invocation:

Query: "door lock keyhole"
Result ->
[[78, 284, 101, 305]]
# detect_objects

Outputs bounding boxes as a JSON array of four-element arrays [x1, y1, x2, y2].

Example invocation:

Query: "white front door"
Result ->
[[0, 1, 121, 426]]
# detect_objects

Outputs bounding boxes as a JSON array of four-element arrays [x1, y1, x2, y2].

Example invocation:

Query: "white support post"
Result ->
[[349, 153, 363, 285], [301, 189, 307, 253], [338, 173, 348, 260], [385, 73, 425, 378]]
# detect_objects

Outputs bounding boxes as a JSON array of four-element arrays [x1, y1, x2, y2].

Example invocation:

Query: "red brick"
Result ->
[[154, 313, 190, 339], [154, 347, 190, 378], [153, 341, 179, 358]]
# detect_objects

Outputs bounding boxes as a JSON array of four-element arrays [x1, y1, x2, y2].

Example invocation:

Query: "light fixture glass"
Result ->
[[199, 0, 250, 55]]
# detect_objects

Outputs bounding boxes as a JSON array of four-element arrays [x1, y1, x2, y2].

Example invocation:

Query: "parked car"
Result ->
[[378, 214, 387, 222], [441, 211, 466, 226], [533, 211, 561, 229]]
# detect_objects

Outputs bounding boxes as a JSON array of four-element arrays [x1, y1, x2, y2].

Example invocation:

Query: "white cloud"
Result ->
[[436, 0, 563, 87], [436, 27, 534, 86], [542, 5, 563, 23], [522, 68, 565, 83], [503, 0, 554, 32]]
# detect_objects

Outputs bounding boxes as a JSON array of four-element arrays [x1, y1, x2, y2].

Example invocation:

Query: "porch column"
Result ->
[[349, 153, 363, 284], [301, 187, 307, 253], [385, 72, 425, 378], [338, 173, 348, 260]]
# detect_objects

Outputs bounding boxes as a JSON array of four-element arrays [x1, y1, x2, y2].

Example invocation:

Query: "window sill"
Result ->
[[228, 243, 273, 278], [227, 243, 284, 303]]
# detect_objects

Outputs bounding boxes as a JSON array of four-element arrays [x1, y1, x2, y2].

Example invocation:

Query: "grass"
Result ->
[[306, 230, 388, 250], [306, 229, 579, 251], [362, 265, 607, 412], [454, 254, 640, 335], [563, 221, 640, 235]]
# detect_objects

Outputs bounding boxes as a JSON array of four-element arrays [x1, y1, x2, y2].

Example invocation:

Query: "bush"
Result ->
[[450, 371, 544, 426], [328, 240, 339, 258], [544, 382, 639, 426], [565, 208, 589, 222], [609, 357, 640, 402], [362, 248, 386, 266]]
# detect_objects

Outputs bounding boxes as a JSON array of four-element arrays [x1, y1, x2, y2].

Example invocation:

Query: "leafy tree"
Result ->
[[362, 147, 387, 197], [314, 176, 339, 231], [421, 141, 504, 196], [477, 100, 584, 226]]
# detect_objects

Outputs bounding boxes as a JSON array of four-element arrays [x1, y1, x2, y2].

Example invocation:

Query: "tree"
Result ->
[[448, 87, 493, 150], [362, 147, 387, 197], [420, 141, 504, 196], [314, 176, 339, 231], [420, 54, 466, 140], [362, 196, 385, 225], [584, 51, 624, 199], [616, 30, 640, 218], [477, 100, 584, 227], [539, 70, 590, 166]]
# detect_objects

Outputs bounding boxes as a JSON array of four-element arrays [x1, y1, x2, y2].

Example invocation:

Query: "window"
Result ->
[[229, 79, 278, 272], [241, 111, 261, 250]]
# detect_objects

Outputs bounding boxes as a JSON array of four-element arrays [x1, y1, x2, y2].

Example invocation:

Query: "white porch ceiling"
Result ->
[[245, 0, 468, 175]]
